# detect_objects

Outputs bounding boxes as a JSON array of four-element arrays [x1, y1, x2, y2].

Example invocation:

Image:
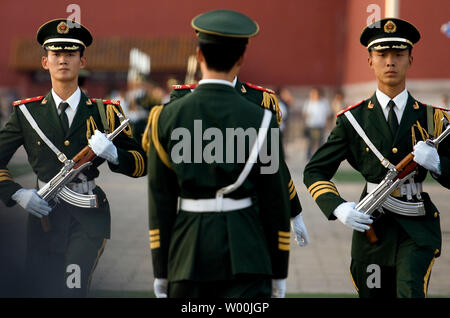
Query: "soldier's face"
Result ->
[[41, 51, 86, 83], [368, 49, 412, 87]]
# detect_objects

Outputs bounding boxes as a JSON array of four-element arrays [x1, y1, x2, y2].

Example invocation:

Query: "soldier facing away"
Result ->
[[0, 18, 147, 297], [303, 18, 450, 298], [145, 9, 294, 298]]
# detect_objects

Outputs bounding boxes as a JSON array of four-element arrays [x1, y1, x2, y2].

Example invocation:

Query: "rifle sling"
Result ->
[[94, 99, 110, 134], [344, 111, 395, 170], [18, 104, 68, 163]]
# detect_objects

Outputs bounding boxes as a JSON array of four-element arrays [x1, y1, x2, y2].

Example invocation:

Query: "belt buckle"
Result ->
[[57, 153, 68, 163]]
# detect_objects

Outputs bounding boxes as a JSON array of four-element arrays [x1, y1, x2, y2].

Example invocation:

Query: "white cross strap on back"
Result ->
[[344, 111, 395, 170], [18, 104, 68, 163], [214, 109, 273, 211]]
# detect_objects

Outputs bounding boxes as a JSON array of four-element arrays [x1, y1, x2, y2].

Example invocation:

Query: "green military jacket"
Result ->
[[303, 93, 450, 266], [169, 78, 302, 218], [147, 83, 292, 282], [0, 91, 147, 238]]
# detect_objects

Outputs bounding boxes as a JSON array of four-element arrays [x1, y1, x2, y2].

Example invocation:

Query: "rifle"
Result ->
[[357, 121, 450, 243], [38, 113, 130, 232]]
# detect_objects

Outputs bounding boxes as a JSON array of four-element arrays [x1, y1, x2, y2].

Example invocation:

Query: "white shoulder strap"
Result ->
[[343, 111, 394, 169], [215, 109, 272, 209], [18, 104, 68, 163]]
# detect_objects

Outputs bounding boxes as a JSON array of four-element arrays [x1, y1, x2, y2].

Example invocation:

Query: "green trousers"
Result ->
[[25, 209, 106, 297], [350, 230, 437, 298], [168, 277, 271, 298]]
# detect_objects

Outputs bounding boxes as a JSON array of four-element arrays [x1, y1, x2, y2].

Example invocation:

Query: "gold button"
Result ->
[[434, 212, 438, 218], [37, 141, 41, 146], [365, 147, 370, 152], [392, 148, 398, 154], [64, 140, 70, 146]]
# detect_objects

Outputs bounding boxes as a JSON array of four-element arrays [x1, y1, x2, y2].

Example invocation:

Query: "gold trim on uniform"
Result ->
[[278, 231, 290, 250], [150, 235, 160, 242], [149, 229, 161, 250], [423, 257, 435, 297], [0, 169, 13, 182], [128, 150, 145, 177], [278, 243, 290, 251], [150, 242, 161, 249], [261, 91, 282, 125], [278, 231, 290, 237], [372, 45, 390, 51], [87, 238, 107, 291], [288, 179, 297, 200], [106, 104, 133, 138], [149, 229, 160, 235], [141, 105, 172, 169], [46, 45, 63, 50], [308, 181, 339, 201], [349, 269, 359, 292]]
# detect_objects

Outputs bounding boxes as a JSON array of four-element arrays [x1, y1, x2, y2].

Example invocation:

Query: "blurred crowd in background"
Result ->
[[1, 78, 448, 161]]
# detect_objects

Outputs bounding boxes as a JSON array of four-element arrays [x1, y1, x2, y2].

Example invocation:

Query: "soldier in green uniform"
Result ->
[[157, 74, 309, 248], [145, 9, 293, 298], [0, 19, 147, 297], [303, 18, 450, 298]]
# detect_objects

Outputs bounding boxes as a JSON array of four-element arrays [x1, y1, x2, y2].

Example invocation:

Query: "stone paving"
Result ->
[[1, 145, 449, 297]]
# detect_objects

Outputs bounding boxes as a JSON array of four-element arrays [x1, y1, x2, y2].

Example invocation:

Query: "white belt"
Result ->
[[367, 181, 423, 200], [38, 179, 96, 195], [179, 197, 252, 213]]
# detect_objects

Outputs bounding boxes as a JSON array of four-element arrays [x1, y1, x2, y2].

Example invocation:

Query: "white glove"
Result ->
[[333, 202, 372, 232], [88, 130, 119, 164], [413, 141, 441, 175], [271, 279, 286, 298], [11, 189, 51, 218], [153, 278, 168, 298], [291, 214, 310, 247]]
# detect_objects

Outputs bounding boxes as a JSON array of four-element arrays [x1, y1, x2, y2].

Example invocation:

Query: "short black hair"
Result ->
[[198, 40, 247, 72]]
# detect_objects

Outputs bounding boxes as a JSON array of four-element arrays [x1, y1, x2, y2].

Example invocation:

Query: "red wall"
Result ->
[[0, 0, 449, 95], [0, 0, 345, 91]]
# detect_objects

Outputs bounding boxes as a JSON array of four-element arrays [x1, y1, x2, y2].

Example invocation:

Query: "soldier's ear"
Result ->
[[41, 56, 49, 70], [80, 56, 87, 69], [368, 53, 373, 69], [196, 46, 204, 63]]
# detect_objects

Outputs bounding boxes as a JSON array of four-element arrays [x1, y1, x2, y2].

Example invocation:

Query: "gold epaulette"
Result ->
[[141, 105, 172, 169], [106, 103, 133, 138], [433, 106, 450, 146], [244, 82, 282, 125]]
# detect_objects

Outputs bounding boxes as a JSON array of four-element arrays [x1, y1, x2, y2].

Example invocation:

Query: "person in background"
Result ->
[[302, 87, 332, 160]]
